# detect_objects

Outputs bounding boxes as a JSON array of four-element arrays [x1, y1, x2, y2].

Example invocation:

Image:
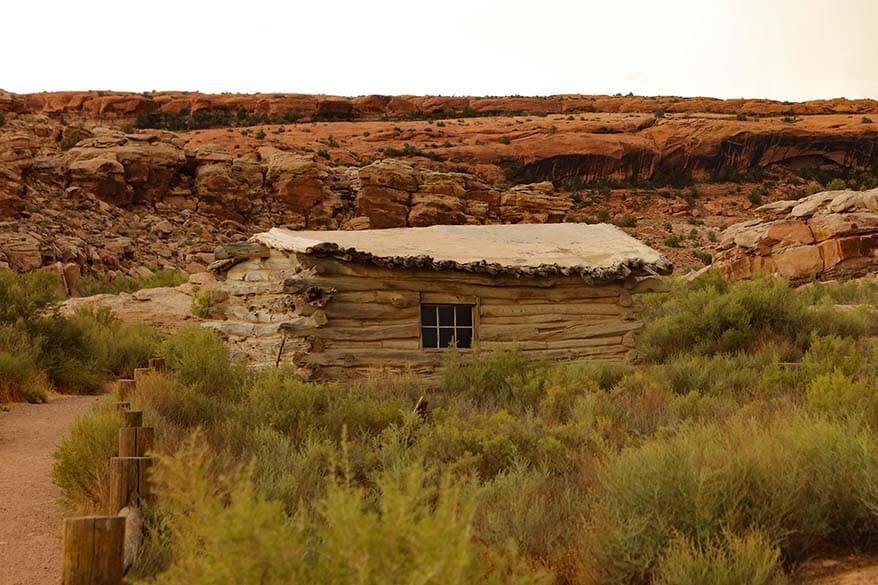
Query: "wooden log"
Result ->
[[115, 401, 130, 412], [331, 290, 420, 307], [133, 367, 151, 387], [313, 322, 420, 342], [324, 302, 419, 320], [479, 320, 642, 342], [116, 379, 135, 401], [62, 515, 125, 585], [214, 241, 270, 261], [108, 457, 153, 515], [147, 357, 166, 372], [479, 302, 630, 318], [118, 427, 155, 458], [123, 410, 143, 428]]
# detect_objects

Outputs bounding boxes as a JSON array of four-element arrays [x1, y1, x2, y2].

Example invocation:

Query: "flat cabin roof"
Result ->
[[249, 223, 672, 281]]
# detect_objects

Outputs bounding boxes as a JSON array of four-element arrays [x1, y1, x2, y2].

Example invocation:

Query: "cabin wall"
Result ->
[[211, 251, 644, 380]]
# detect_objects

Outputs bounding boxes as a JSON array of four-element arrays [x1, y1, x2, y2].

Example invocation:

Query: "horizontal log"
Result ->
[[303, 257, 624, 291], [324, 302, 419, 320], [480, 319, 642, 342], [313, 322, 420, 342], [301, 349, 446, 368], [479, 336, 624, 351], [215, 242, 270, 261], [479, 303, 631, 318], [322, 338, 421, 350], [479, 313, 618, 326], [332, 290, 420, 307], [309, 274, 622, 300]]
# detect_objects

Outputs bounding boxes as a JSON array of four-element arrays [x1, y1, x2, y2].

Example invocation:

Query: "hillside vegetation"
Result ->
[[50, 272, 878, 584]]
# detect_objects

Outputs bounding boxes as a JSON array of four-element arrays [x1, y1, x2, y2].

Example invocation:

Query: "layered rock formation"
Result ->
[[715, 188, 878, 280], [3, 91, 878, 281]]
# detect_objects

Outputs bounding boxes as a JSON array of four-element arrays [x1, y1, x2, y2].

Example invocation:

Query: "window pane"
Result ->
[[438, 305, 455, 326], [421, 327, 438, 348], [421, 305, 437, 326], [438, 327, 455, 348], [455, 305, 473, 326], [455, 327, 472, 348]]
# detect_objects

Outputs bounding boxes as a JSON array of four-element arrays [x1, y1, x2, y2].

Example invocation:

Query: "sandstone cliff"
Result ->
[[2, 91, 877, 283]]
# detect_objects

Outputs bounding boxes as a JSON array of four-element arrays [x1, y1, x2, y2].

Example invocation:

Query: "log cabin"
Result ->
[[207, 223, 673, 380]]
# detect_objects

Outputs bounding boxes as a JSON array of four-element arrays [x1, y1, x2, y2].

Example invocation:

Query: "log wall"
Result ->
[[210, 250, 644, 380]]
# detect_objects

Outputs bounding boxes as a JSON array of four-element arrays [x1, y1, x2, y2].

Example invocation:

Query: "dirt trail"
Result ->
[[0, 395, 102, 585]]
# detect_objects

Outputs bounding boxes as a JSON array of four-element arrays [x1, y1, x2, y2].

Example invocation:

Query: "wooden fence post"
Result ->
[[133, 367, 151, 388], [122, 410, 143, 428], [148, 357, 166, 372], [115, 401, 130, 412], [62, 516, 125, 585], [108, 457, 153, 515], [119, 427, 155, 457], [116, 379, 135, 401]]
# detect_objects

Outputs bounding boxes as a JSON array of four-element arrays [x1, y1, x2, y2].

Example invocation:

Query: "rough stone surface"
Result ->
[[715, 188, 878, 281]]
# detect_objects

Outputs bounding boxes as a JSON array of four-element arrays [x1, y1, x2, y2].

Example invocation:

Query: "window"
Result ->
[[420, 303, 474, 349]]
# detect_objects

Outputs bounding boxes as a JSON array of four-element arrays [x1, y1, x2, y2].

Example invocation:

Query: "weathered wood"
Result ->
[[332, 290, 420, 307], [314, 322, 420, 342], [301, 349, 445, 368], [214, 242, 270, 261], [479, 336, 625, 351], [479, 313, 619, 326], [123, 410, 143, 428], [108, 457, 153, 515], [62, 516, 125, 585], [116, 379, 135, 401], [133, 367, 151, 387], [480, 320, 642, 342], [324, 302, 419, 320], [479, 302, 631, 317], [147, 357, 166, 372], [118, 427, 155, 458]]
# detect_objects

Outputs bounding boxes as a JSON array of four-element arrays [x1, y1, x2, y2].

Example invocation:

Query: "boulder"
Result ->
[[716, 187, 878, 281]]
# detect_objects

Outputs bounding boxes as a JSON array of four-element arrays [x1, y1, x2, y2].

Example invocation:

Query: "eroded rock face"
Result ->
[[715, 188, 878, 280]]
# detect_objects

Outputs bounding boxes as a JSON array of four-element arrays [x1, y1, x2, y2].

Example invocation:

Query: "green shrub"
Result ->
[[805, 370, 869, 417], [654, 532, 787, 585], [637, 273, 871, 362], [159, 325, 244, 398], [863, 116, 874, 124], [586, 414, 878, 583], [74, 268, 186, 296], [826, 178, 847, 190], [60, 129, 82, 150], [53, 400, 123, 511], [146, 436, 547, 585], [441, 347, 544, 409]]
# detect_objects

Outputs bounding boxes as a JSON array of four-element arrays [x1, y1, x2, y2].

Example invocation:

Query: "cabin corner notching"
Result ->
[[206, 223, 673, 381]]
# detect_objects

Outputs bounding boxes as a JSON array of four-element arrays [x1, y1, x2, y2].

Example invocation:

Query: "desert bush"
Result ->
[[74, 268, 186, 296], [805, 370, 869, 417], [159, 325, 245, 397], [145, 436, 547, 585], [654, 532, 787, 585], [586, 414, 878, 584], [638, 272, 872, 362], [53, 399, 123, 511], [441, 347, 546, 409]]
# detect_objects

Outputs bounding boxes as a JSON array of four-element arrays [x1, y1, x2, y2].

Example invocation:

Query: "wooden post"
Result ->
[[115, 401, 130, 412], [116, 379, 135, 401], [108, 457, 153, 515], [62, 516, 125, 585], [123, 410, 143, 428], [148, 357, 166, 372], [133, 367, 151, 387], [119, 427, 154, 457]]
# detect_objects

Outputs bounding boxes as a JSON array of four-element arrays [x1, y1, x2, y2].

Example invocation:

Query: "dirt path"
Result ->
[[0, 395, 102, 585]]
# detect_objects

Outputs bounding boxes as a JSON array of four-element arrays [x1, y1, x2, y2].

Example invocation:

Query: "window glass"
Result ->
[[438, 305, 455, 326], [420, 303, 475, 349], [420, 305, 437, 326]]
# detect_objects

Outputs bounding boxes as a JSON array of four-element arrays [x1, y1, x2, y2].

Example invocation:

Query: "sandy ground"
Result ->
[[0, 395, 102, 585]]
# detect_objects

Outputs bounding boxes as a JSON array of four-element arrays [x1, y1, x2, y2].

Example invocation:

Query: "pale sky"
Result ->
[[4, 0, 877, 101]]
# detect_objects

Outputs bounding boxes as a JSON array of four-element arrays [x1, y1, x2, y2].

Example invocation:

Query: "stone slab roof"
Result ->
[[250, 223, 672, 281]]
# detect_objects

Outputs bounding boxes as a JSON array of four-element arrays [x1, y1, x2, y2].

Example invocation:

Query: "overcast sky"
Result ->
[[4, 0, 876, 101]]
